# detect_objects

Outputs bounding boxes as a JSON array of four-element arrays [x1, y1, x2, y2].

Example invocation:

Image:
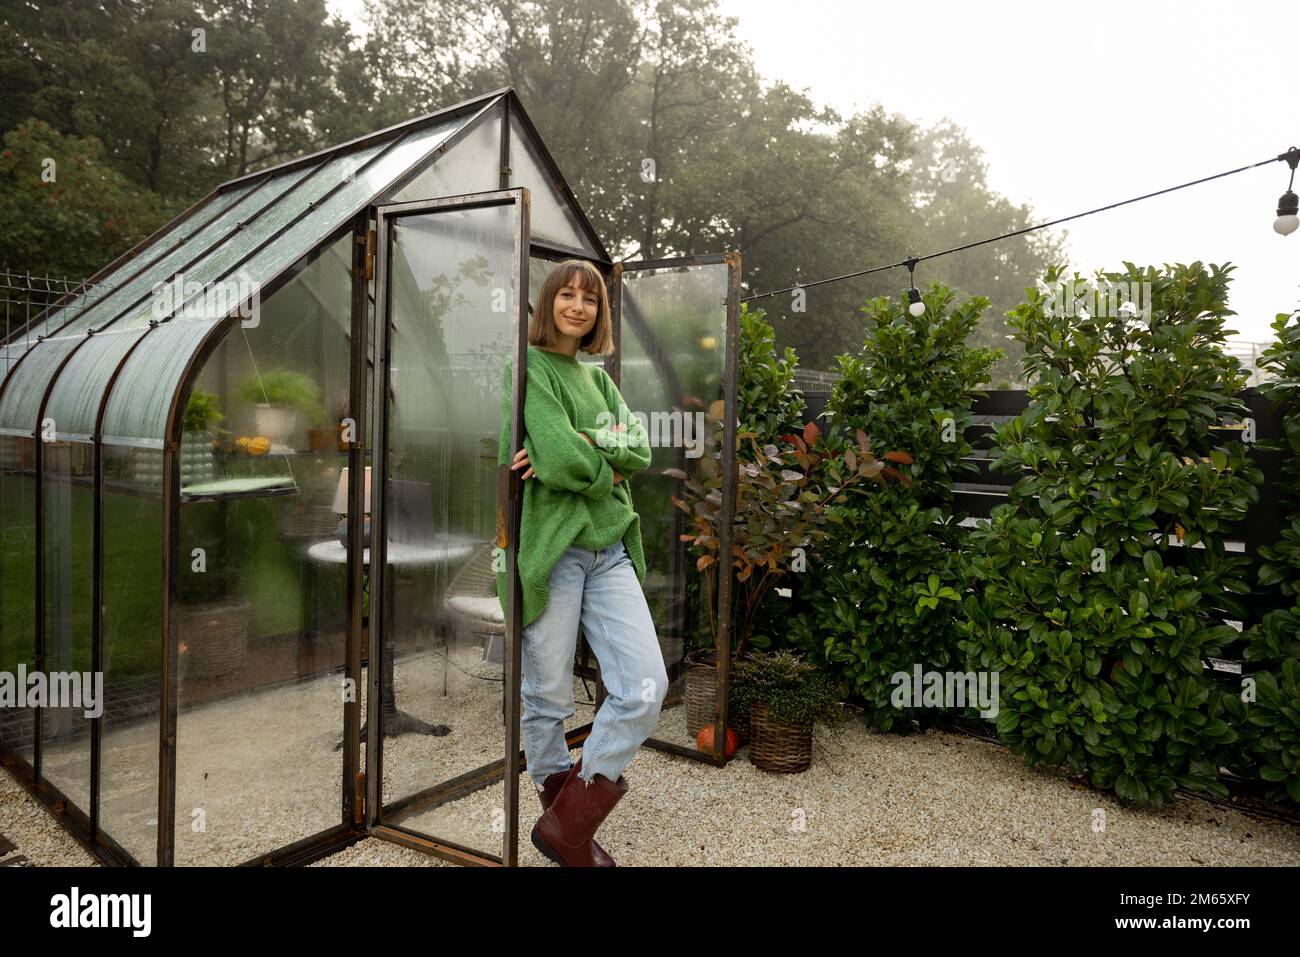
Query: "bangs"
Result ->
[[556, 261, 602, 293]]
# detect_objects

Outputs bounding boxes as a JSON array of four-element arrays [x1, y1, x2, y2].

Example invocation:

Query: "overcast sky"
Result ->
[[329, 0, 1296, 341]]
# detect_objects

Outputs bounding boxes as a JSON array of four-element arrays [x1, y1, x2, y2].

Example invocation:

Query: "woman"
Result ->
[[496, 258, 667, 867]]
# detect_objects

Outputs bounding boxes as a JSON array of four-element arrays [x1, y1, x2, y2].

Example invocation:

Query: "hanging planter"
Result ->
[[240, 369, 323, 453]]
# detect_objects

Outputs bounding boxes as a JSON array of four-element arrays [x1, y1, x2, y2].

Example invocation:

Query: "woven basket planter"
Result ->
[[177, 598, 250, 679], [684, 650, 749, 746], [747, 700, 812, 773], [279, 504, 339, 539]]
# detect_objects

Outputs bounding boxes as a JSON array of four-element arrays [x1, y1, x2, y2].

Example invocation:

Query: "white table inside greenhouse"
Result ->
[[307, 536, 479, 742]]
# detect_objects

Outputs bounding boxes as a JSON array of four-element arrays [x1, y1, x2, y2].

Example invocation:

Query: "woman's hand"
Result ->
[[510, 446, 535, 480], [580, 429, 625, 484]]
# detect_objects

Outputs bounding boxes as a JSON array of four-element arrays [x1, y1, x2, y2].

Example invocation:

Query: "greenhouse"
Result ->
[[0, 87, 742, 867]]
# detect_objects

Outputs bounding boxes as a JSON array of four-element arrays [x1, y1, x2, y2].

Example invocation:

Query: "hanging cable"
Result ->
[[741, 146, 1300, 304]]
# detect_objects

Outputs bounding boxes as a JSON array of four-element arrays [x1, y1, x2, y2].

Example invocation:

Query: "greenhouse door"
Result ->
[[611, 253, 742, 765], [366, 188, 530, 866]]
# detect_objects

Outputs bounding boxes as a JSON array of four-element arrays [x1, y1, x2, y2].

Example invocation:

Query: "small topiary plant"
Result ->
[[239, 369, 325, 425], [730, 649, 848, 731], [961, 262, 1261, 807], [183, 389, 225, 434]]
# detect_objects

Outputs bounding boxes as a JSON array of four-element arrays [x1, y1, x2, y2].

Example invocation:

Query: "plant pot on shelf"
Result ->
[[253, 404, 299, 451], [748, 699, 812, 773], [176, 597, 250, 679], [180, 430, 216, 486], [307, 427, 337, 453]]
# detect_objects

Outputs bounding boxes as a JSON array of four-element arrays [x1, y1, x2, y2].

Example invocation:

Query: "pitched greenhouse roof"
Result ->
[[0, 87, 609, 445]]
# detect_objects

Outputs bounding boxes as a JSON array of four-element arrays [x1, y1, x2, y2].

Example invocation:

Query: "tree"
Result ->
[[0, 119, 169, 279]]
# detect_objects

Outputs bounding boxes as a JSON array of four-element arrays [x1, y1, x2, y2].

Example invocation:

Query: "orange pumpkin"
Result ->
[[696, 724, 739, 759], [248, 436, 271, 456]]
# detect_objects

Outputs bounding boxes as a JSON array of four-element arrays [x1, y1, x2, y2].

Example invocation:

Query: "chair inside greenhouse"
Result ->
[[0, 87, 741, 866]]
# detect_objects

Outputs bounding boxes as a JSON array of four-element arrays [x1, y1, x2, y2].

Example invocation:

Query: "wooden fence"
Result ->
[[795, 387, 1290, 667]]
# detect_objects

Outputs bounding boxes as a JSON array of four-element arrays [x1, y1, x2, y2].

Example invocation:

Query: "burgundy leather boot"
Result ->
[[536, 763, 616, 867], [531, 757, 627, 867]]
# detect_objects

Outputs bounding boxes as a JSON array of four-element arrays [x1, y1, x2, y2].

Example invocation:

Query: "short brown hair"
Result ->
[[530, 259, 613, 356]]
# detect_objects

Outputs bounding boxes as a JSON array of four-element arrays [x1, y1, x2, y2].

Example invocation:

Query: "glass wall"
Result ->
[[618, 263, 731, 753], [38, 326, 149, 819], [388, 105, 502, 205], [0, 434, 36, 764], [171, 231, 355, 865], [97, 444, 164, 865], [508, 112, 599, 256]]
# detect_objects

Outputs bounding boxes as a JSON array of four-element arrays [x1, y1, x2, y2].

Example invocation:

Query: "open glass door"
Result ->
[[612, 253, 741, 764], [367, 188, 529, 865]]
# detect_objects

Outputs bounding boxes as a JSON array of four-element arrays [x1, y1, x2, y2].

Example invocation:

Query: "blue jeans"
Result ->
[[521, 538, 667, 790]]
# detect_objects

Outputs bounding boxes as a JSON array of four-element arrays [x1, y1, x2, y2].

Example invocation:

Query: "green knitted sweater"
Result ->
[[496, 345, 653, 629]]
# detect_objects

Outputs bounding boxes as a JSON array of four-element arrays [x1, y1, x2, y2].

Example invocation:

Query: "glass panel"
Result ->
[[0, 434, 37, 762], [98, 443, 163, 865], [508, 113, 597, 255], [107, 145, 387, 338], [173, 231, 354, 865], [618, 262, 730, 753], [34, 182, 264, 342], [101, 318, 224, 445], [47, 174, 309, 343], [99, 127, 461, 447], [378, 200, 517, 857], [0, 334, 84, 435], [38, 437, 95, 815], [384, 107, 502, 204], [248, 119, 464, 293], [44, 326, 151, 438]]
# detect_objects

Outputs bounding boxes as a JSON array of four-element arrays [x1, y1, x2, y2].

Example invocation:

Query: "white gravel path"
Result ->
[[6, 698, 1298, 866]]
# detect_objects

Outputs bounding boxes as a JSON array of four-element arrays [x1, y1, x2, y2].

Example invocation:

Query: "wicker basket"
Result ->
[[747, 700, 812, 773], [279, 504, 340, 539], [684, 651, 749, 745], [178, 598, 250, 679]]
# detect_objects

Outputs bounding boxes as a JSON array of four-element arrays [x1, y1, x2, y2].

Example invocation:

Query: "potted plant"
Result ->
[[730, 649, 848, 773], [180, 389, 224, 486], [239, 369, 324, 452], [670, 414, 909, 743]]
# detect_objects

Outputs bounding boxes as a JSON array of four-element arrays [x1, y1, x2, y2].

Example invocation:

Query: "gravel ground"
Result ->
[[5, 662, 1299, 866]]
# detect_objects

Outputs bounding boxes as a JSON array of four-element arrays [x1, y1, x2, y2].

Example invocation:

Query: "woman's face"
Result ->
[[551, 278, 598, 343]]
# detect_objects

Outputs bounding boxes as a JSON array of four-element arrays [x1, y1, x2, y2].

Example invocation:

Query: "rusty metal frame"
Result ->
[[367, 187, 529, 867]]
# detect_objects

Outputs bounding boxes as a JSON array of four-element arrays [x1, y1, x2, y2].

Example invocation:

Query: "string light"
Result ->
[[1275, 146, 1299, 236], [905, 257, 924, 317], [740, 145, 1300, 304]]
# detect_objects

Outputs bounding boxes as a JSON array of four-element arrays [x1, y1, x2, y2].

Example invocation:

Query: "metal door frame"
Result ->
[[366, 187, 530, 866]]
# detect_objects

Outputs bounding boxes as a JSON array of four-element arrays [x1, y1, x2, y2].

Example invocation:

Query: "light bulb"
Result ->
[[1276, 190, 1299, 236], [906, 287, 925, 317]]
